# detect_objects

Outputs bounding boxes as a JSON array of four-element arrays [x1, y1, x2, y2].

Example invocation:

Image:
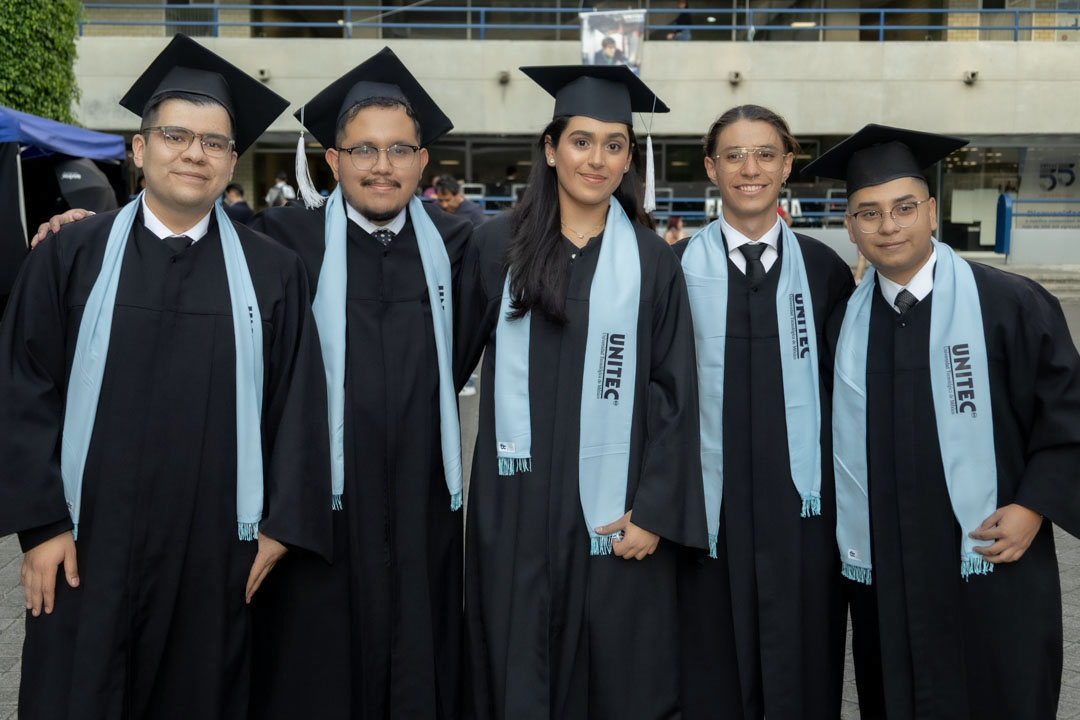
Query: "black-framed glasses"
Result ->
[[712, 146, 789, 173], [141, 126, 235, 157], [336, 144, 421, 171], [848, 199, 931, 234]]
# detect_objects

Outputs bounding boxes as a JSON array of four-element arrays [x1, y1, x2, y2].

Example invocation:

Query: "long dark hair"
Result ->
[[702, 104, 801, 157], [504, 116, 649, 324]]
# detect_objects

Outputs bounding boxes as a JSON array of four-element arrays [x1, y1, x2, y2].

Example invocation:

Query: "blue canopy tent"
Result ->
[[0, 105, 126, 162], [0, 105, 126, 315]]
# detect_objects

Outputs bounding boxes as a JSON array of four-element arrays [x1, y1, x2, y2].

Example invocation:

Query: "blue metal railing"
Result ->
[[473, 193, 848, 224], [995, 195, 1080, 255], [78, 4, 1080, 41]]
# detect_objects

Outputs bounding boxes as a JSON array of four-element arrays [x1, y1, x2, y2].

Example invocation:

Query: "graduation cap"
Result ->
[[292, 47, 453, 208], [119, 33, 288, 156], [802, 123, 968, 197], [519, 65, 670, 125], [518, 65, 671, 213]]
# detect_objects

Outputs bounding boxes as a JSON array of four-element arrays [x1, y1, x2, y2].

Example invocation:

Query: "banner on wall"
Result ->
[[1015, 148, 1080, 229], [580, 10, 645, 74]]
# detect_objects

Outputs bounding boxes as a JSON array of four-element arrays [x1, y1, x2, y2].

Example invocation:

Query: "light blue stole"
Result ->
[[833, 240, 997, 584], [681, 220, 822, 558], [494, 198, 641, 555], [62, 193, 265, 541], [313, 188, 462, 512]]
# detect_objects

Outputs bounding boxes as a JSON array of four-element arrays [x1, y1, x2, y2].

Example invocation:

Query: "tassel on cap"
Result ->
[[640, 96, 658, 213], [644, 134, 656, 213], [296, 106, 325, 209]]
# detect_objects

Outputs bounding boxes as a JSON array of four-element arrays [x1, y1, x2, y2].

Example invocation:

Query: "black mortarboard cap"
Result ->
[[519, 65, 669, 126], [295, 47, 453, 150], [802, 124, 968, 197], [118, 34, 288, 156]]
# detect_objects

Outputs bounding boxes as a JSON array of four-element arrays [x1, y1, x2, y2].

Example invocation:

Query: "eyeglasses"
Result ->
[[712, 146, 788, 173], [336, 144, 421, 171], [848, 199, 930, 234], [141, 126, 235, 158]]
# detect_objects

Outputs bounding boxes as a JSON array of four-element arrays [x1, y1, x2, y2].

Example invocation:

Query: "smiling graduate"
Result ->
[[0, 33, 331, 719], [813, 124, 1080, 719]]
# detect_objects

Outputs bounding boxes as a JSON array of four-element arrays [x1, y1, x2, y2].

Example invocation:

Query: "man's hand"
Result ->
[[595, 510, 660, 561], [21, 531, 79, 617], [969, 503, 1044, 564], [31, 208, 91, 248], [245, 533, 287, 604]]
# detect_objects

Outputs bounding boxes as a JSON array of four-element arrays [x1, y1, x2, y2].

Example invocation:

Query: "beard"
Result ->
[[341, 179, 412, 223], [357, 205, 405, 223]]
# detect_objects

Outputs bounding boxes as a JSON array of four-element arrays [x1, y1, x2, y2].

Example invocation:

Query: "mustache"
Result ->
[[361, 178, 402, 188]]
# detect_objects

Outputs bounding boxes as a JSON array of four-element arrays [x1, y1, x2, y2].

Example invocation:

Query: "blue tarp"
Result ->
[[0, 105, 125, 162]]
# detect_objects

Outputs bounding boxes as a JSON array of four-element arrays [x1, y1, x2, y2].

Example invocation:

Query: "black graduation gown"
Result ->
[[0, 209, 332, 720], [248, 200, 478, 720], [463, 213, 708, 720], [672, 231, 854, 719], [838, 263, 1080, 719]]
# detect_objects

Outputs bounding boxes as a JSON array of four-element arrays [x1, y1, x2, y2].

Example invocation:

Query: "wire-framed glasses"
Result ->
[[848, 199, 930, 234], [712, 146, 788, 172], [141, 126, 235, 157], [337, 144, 421, 171]]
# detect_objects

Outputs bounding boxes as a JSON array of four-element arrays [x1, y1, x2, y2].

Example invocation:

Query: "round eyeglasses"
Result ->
[[141, 126, 235, 158], [336, 144, 421, 171], [712, 146, 788, 173], [848, 199, 930, 234]]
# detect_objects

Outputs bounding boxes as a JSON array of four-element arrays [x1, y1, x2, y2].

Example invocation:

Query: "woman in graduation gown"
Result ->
[[673, 105, 854, 719], [461, 65, 708, 720]]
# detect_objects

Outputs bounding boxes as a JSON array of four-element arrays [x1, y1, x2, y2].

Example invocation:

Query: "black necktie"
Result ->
[[894, 288, 918, 314], [371, 228, 395, 246], [739, 243, 767, 285], [164, 235, 192, 254]]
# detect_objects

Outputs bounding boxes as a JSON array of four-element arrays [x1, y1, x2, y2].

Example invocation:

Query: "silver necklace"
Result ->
[[561, 220, 605, 240]]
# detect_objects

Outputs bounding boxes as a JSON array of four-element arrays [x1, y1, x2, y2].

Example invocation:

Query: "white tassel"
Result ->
[[296, 131, 325, 209], [643, 133, 656, 213]]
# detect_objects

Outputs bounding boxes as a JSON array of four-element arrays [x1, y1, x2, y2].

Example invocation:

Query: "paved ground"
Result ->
[[1, 295, 1078, 719]]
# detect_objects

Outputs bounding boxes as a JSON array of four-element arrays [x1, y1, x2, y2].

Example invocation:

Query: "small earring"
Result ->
[[548, 157, 555, 165]]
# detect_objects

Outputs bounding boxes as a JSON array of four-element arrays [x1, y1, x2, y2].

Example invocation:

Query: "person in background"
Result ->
[[224, 182, 254, 224], [487, 165, 518, 210], [434, 174, 487, 228], [777, 203, 793, 227], [666, 0, 692, 40], [664, 214, 686, 245], [264, 169, 295, 208], [592, 36, 630, 66]]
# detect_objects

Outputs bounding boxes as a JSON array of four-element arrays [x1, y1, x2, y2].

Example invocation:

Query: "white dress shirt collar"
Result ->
[[140, 195, 212, 243], [877, 246, 937, 312], [720, 212, 782, 274], [346, 201, 407, 237]]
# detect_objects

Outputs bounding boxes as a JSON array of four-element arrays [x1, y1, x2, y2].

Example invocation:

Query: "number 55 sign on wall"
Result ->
[[1017, 148, 1080, 229]]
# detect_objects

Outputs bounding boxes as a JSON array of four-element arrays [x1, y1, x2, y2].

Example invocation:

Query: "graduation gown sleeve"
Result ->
[[0, 235, 74, 547], [251, 238, 333, 559], [628, 240, 708, 550], [454, 222, 490, 391], [998, 278, 1080, 536]]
